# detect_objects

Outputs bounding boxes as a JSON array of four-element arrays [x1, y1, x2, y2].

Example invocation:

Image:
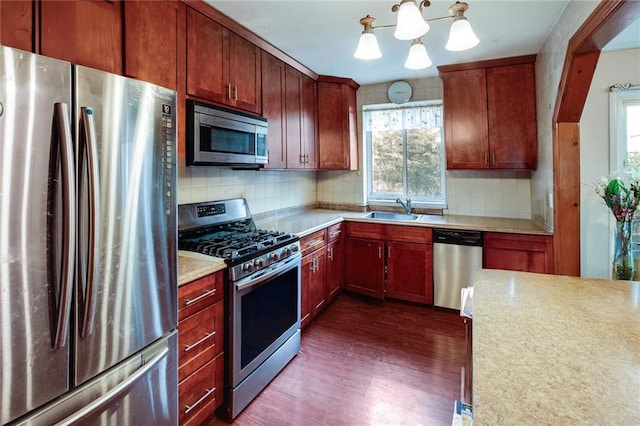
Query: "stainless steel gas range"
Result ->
[[178, 198, 301, 420]]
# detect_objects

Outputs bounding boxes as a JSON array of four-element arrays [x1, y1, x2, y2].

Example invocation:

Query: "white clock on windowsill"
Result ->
[[387, 81, 412, 104]]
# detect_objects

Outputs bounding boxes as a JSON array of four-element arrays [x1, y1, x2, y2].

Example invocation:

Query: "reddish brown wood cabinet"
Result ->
[[300, 229, 328, 327], [385, 225, 433, 304], [438, 55, 537, 170], [484, 232, 554, 274], [186, 7, 261, 114], [261, 52, 287, 169], [123, 0, 182, 91], [318, 77, 359, 170], [285, 66, 317, 169], [345, 222, 386, 299], [326, 223, 345, 303], [40, 0, 123, 74], [0, 1, 33, 51], [178, 271, 225, 425]]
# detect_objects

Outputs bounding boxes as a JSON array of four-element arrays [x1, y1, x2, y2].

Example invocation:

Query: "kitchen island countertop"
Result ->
[[473, 269, 640, 424]]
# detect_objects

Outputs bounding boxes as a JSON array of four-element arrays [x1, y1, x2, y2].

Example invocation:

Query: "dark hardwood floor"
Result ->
[[214, 293, 466, 426]]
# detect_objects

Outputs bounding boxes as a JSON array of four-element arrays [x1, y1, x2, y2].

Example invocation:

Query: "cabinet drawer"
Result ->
[[327, 223, 343, 242], [178, 272, 223, 322], [301, 229, 327, 256], [178, 300, 223, 382], [386, 225, 432, 244], [179, 352, 224, 426], [345, 222, 385, 239]]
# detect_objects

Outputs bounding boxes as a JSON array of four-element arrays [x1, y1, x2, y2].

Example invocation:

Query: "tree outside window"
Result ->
[[365, 102, 445, 208]]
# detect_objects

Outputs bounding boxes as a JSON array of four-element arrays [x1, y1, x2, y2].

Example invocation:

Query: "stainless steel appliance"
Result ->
[[178, 199, 301, 420], [186, 100, 268, 167], [433, 229, 483, 310], [0, 46, 178, 425]]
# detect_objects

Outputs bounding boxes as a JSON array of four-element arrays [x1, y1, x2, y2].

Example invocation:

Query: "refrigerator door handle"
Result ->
[[53, 346, 170, 425], [79, 106, 100, 338], [53, 103, 76, 350]]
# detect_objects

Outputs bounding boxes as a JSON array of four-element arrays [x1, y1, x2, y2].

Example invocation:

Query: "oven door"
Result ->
[[230, 255, 301, 387]]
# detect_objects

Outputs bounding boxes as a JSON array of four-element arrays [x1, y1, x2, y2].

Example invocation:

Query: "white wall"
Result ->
[[580, 48, 640, 278], [531, 0, 599, 232]]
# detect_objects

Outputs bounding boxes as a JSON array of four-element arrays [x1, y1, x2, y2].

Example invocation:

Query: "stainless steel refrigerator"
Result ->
[[0, 46, 178, 425]]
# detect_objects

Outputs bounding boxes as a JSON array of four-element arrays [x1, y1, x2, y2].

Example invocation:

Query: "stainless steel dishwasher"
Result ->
[[433, 229, 483, 310]]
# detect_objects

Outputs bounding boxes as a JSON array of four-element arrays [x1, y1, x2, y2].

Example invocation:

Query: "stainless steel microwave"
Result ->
[[186, 100, 268, 167]]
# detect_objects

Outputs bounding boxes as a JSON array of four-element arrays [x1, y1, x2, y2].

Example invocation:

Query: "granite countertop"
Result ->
[[472, 269, 640, 424], [254, 208, 551, 237], [178, 209, 550, 285]]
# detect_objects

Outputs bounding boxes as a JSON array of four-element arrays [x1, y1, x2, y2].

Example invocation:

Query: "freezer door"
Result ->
[[74, 66, 178, 385], [0, 47, 74, 424], [15, 331, 178, 426]]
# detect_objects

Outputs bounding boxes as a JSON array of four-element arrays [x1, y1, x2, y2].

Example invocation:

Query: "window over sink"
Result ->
[[364, 101, 446, 209]]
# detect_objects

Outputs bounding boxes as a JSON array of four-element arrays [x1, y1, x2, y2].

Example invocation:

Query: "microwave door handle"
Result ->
[[52, 103, 76, 350], [79, 107, 100, 338]]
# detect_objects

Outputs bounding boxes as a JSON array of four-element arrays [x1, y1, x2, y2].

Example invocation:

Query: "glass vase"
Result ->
[[613, 219, 634, 280]]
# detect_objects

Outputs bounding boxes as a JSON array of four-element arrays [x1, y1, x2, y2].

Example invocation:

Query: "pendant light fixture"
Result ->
[[354, 1, 479, 70]]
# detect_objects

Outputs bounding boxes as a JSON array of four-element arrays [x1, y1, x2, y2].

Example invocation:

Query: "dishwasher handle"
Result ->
[[433, 229, 483, 246]]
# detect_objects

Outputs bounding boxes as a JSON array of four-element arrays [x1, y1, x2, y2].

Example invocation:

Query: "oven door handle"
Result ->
[[235, 255, 300, 291]]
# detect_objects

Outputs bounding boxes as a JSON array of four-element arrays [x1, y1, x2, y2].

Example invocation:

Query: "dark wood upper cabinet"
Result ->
[[186, 7, 261, 114], [438, 55, 537, 171], [261, 51, 287, 169], [40, 0, 123, 74], [318, 77, 359, 170], [0, 1, 33, 51], [124, 0, 182, 91]]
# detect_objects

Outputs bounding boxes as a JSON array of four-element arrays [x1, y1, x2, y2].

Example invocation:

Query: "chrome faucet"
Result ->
[[396, 198, 412, 214]]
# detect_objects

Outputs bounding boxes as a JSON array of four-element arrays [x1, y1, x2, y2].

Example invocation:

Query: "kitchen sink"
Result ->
[[364, 211, 420, 221]]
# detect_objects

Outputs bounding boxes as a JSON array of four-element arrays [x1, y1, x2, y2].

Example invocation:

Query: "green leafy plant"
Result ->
[[595, 173, 640, 222]]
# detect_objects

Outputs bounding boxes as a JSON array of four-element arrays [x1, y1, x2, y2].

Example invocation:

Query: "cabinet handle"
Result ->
[[227, 83, 231, 100], [184, 332, 215, 352], [387, 246, 391, 258], [299, 153, 304, 164], [234, 85, 238, 101], [491, 152, 496, 165], [344, 156, 348, 167], [484, 152, 488, 166], [378, 247, 382, 259], [184, 288, 217, 306], [184, 387, 216, 415], [329, 230, 342, 238], [328, 247, 333, 260], [306, 239, 323, 249]]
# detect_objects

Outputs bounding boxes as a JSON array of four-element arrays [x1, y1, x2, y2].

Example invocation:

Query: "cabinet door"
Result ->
[[261, 51, 287, 169], [0, 1, 33, 51], [442, 68, 489, 169], [386, 241, 433, 304], [227, 31, 261, 114], [301, 253, 314, 328], [311, 248, 327, 315], [326, 238, 344, 302], [318, 81, 358, 170], [301, 73, 318, 169], [487, 63, 537, 169], [345, 237, 385, 299], [186, 8, 227, 104], [124, 0, 181, 90], [484, 232, 554, 274], [41, 0, 122, 74], [285, 66, 304, 169]]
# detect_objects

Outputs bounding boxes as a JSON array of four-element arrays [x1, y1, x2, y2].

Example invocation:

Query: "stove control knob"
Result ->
[[242, 262, 254, 273], [283, 247, 291, 257], [268, 252, 279, 261], [290, 244, 299, 253], [255, 258, 264, 268]]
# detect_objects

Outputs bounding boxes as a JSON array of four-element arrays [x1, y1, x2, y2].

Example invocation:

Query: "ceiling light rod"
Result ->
[[354, 0, 479, 68]]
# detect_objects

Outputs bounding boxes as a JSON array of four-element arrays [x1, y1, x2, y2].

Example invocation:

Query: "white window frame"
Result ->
[[364, 100, 446, 209], [609, 84, 640, 173]]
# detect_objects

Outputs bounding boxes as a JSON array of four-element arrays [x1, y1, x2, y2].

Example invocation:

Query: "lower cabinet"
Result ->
[[484, 232, 554, 274], [345, 222, 433, 304], [178, 271, 224, 425], [326, 223, 345, 303]]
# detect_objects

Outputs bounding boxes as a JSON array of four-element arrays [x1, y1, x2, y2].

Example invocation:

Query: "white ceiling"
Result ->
[[206, 1, 639, 86]]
